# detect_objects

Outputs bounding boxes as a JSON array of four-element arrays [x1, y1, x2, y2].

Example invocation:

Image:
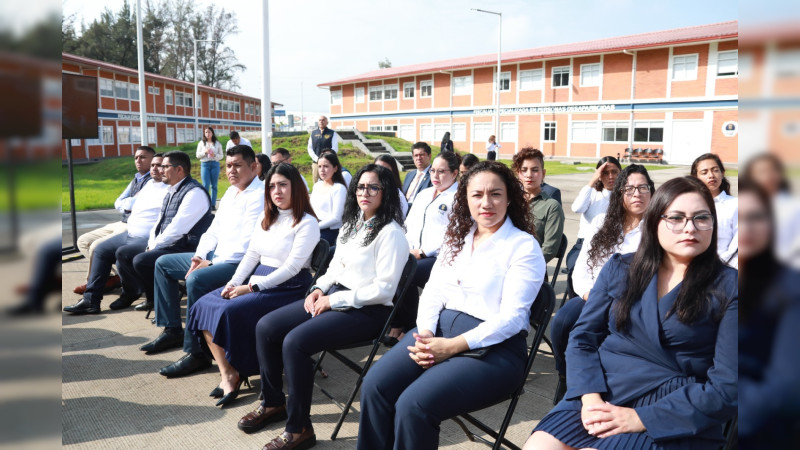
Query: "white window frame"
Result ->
[[369, 125, 383, 132], [403, 82, 415, 99], [102, 126, 114, 145], [147, 86, 160, 95], [420, 80, 433, 98], [369, 86, 383, 102], [672, 54, 699, 81], [129, 82, 139, 100], [716, 50, 738, 77], [234, 101, 240, 113], [399, 124, 415, 141], [452, 76, 472, 96], [330, 89, 343, 105], [580, 63, 601, 87], [383, 84, 398, 100], [495, 71, 511, 92], [453, 123, 466, 142], [147, 126, 156, 144], [131, 126, 142, 144], [570, 121, 599, 143], [500, 122, 516, 142], [472, 122, 493, 143], [165, 89, 173, 105], [543, 121, 557, 142], [118, 126, 131, 144], [99, 79, 114, 97], [355, 87, 365, 103], [420, 123, 433, 141], [552, 66, 570, 88], [633, 121, 665, 143], [434, 124, 450, 141], [519, 69, 543, 91], [167, 127, 175, 144], [114, 80, 129, 99], [209, 96, 215, 110], [601, 121, 629, 143]]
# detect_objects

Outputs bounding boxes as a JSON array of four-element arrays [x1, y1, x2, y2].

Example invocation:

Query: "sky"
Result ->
[[62, 0, 752, 114]]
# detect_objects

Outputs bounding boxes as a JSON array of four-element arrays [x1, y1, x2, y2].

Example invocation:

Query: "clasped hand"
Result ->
[[407, 331, 465, 368], [221, 284, 250, 299], [581, 396, 645, 439], [303, 289, 331, 317]]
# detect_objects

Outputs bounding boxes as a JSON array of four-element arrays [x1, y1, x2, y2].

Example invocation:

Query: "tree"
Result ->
[[161, 0, 196, 80], [194, 5, 245, 90], [378, 57, 392, 69], [142, 0, 170, 73]]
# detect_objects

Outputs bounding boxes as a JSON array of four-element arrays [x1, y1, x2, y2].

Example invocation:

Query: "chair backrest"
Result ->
[[522, 283, 556, 382], [392, 255, 418, 306], [309, 239, 331, 286], [550, 234, 568, 289]]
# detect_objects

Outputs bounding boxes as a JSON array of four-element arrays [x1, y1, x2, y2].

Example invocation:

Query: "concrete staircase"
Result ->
[[337, 128, 415, 171]]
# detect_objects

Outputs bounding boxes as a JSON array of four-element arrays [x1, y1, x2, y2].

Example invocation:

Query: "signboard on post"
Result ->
[[274, 109, 286, 116]]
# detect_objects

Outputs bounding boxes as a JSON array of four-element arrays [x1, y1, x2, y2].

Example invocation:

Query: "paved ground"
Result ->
[[61, 166, 710, 449]]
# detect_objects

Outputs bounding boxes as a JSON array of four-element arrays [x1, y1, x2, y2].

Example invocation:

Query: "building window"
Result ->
[[99, 79, 114, 97], [331, 89, 343, 105], [500, 122, 516, 142], [234, 102, 240, 113], [147, 86, 160, 95], [383, 84, 398, 100], [602, 121, 629, 142], [131, 126, 142, 144], [453, 123, 466, 141], [571, 121, 598, 143], [369, 86, 383, 101], [129, 82, 139, 100], [165, 89, 173, 105], [114, 80, 129, 99], [255, 105, 260, 116], [496, 72, 511, 92], [167, 127, 175, 144], [384, 125, 398, 132], [450, 76, 471, 96], [102, 126, 114, 144], [175, 92, 184, 106], [580, 63, 601, 87], [633, 121, 664, 142], [420, 80, 433, 97], [209, 97, 214, 110], [472, 122, 492, 142], [519, 69, 543, 91], [403, 82, 415, 98], [434, 124, 450, 141], [399, 124, 415, 141], [70, 138, 82, 146], [148, 126, 156, 144], [552, 66, 570, 88], [355, 87, 365, 103], [420, 123, 433, 141], [544, 121, 557, 142], [369, 125, 382, 131], [717, 50, 738, 77], [672, 54, 698, 81], [118, 126, 131, 144], [185, 92, 193, 108]]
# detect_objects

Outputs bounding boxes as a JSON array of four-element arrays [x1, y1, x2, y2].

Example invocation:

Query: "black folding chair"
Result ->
[[308, 239, 331, 284], [313, 254, 417, 440], [550, 235, 568, 290], [722, 415, 737, 450], [450, 283, 556, 450]]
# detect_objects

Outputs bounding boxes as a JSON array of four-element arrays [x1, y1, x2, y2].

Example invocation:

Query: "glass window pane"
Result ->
[[634, 127, 648, 142]]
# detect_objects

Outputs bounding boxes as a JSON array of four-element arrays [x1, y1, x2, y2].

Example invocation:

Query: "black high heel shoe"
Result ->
[[209, 386, 223, 398], [216, 377, 250, 407]]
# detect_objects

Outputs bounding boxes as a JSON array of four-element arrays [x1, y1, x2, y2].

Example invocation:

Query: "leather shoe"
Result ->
[[109, 293, 141, 310], [159, 353, 212, 378], [262, 427, 315, 450], [134, 301, 154, 312], [73, 283, 87, 295], [140, 331, 182, 354], [63, 298, 100, 315], [238, 404, 287, 434]]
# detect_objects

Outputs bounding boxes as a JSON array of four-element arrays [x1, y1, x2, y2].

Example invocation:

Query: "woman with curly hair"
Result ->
[[357, 161, 546, 450], [691, 153, 738, 267], [550, 164, 655, 403], [240, 164, 409, 449]]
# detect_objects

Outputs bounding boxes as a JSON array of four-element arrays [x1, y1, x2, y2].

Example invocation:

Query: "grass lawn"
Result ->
[[1, 161, 62, 211]]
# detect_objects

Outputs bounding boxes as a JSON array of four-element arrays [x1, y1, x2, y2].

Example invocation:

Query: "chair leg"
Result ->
[[538, 336, 554, 356]]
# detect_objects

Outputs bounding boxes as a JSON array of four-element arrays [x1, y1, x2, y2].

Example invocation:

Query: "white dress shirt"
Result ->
[[225, 136, 252, 150], [228, 209, 320, 291], [405, 183, 458, 257], [315, 219, 409, 309], [310, 181, 347, 229], [570, 185, 612, 240], [416, 217, 545, 350], [486, 142, 501, 152], [147, 177, 210, 249], [398, 189, 409, 219], [196, 140, 224, 163], [194, 176, 265, 264], [125, 181, 168, 238], [572, 213, 643, 298], [714, 191, 738, 265], [406, 166, 430, 204], [342, 169, 352, 187], [306, 132, 341, 162], [114, 172, 150, 213]]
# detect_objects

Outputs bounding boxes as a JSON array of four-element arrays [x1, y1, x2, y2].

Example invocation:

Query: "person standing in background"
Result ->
[[486, 135, 500, 160], [307, 116, 340, 183], [197, 126, 224, 211], [440, 131, 454, 154]]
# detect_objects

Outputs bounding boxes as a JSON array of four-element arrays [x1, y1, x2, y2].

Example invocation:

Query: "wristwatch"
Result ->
[[250, 283, 261, 292]]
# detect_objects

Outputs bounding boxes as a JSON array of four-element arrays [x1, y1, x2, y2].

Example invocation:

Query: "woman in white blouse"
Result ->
[[195, 126, 224, 209], [186, 163, 320, 408], [309, 151, 347, 245], [486, 134, 500, 160], [385, 151, 460, 344], [551, 164, 654, 403], [240, 164, 409, 449], [691, 153, 738, 267], [566, 156, 621, 273], [357, 161, 546, 450]]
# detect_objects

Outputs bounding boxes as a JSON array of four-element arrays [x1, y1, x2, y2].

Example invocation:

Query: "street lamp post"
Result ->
[[471, 8, 502, 149], [194, 39, 218, 138]]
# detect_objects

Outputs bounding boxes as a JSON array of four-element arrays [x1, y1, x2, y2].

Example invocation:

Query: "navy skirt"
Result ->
[[187, 265, 311, 377], [534, 377, 722, 449]]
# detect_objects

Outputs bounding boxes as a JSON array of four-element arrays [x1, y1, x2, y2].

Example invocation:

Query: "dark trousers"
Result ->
[[487, 150, 497, 161], [255, 299, 391, 433], [391, 255, 436, 330], [565, 238, 584, 273], [117, 244, 184, 303], [357, 309, 527, 450], [84, 233, 147, 304], [551, 296, 585, 376], [319, 228, 339, 247], [23, 237, 62, 310]]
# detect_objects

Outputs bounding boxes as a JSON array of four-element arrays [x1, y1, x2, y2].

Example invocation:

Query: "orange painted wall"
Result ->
[[544, 59, 571, 104], [518, 62, 544, 104], [572, 56, 601, 102], [416, 77, 433, 109], [710, 109, 738, 163], [433, 73, 450, 109], [602, 53, 634, 101], [671, 44, 709, 98], [474, 67, 494, 106], [635, 48, 669, 99]]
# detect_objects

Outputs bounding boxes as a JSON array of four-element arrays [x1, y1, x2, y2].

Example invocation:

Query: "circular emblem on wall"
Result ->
[[721, 121, 737, 137]]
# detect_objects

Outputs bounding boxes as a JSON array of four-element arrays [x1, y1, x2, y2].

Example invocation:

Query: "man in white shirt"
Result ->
[[225, 130, 251, 151], [401, 142, 433, 208], [307, 115, 340, 182], [112, 151, 214, 311], [64, 154, 169, 315], [72, 146, 155, 294], [144, 146, 265, 377]]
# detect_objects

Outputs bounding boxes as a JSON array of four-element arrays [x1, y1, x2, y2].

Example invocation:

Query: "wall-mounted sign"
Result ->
[[721, 121, 737, 137], [474, 104, 616, 115]]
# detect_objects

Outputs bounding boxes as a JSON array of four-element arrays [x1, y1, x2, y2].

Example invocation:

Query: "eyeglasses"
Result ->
[[622, 185, 651, 195], [660, 214, 715, 232], [355, 184, 382, 196], [430, 169, 454, 176], [159, 164, 179, 169]]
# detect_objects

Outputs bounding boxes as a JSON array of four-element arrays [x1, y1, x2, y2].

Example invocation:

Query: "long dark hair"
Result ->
[[742, 153, 792, 194], [614, 176, 723, 332], [593, 156, 622, 191], [339, 164, 405, 246], [261, 163, 316, 231], [434, 151, 461, 173], [690, 153, 731, 195], [441, 132, 451, 145], [373, 154, 402, 189], [202, 126, 218, 144], [256, 153, 271, 181], [442, 161, 534, 264], [318, 152, 347, 187], [587, 164, 655, 274]]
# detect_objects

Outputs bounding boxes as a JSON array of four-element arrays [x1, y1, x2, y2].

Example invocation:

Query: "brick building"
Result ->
[[62, 53, 279, 160], [320, 21, 738, 164]]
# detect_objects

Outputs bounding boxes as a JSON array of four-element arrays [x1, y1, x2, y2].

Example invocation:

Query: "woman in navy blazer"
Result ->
[[526, 176, 737, 449]]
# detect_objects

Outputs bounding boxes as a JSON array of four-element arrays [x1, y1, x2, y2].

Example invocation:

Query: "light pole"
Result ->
[[471, 8, 502, 148], [194, 39, 218, 137]]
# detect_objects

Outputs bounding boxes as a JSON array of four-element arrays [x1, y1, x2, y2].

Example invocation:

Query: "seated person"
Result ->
[[187, 163, 319, 407], [321, 148, 351, 187], [270, 148, 308, 190], [512, 147, 564, 263], [691, 153, 738, 267], [458, 153, 480, 180], [373, 154, 409, 217], [356, 161, 546, 450], [236, 164, 408, 448], [309, 151, 347, 246], [255, 153, 271, 181], [526, 177, 737, 450]]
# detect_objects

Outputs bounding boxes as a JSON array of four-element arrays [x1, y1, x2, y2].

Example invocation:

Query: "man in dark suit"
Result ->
[[402, 142, 433, 208]]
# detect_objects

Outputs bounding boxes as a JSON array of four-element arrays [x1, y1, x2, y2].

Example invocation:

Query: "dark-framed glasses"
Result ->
[[622, 185, 651, 195], [355, 184, 382, 196], [660, 214, 715, 232]]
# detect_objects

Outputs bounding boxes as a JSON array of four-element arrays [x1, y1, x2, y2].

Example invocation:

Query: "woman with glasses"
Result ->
[[550, 164, 655, 403], [310, 151, 347, 246], [385, 152, 460, 346], [691, 153, 738, 267], [196, 126, 224, 210], [240, 165, 408, 449], [526, 176, 737, 449]]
